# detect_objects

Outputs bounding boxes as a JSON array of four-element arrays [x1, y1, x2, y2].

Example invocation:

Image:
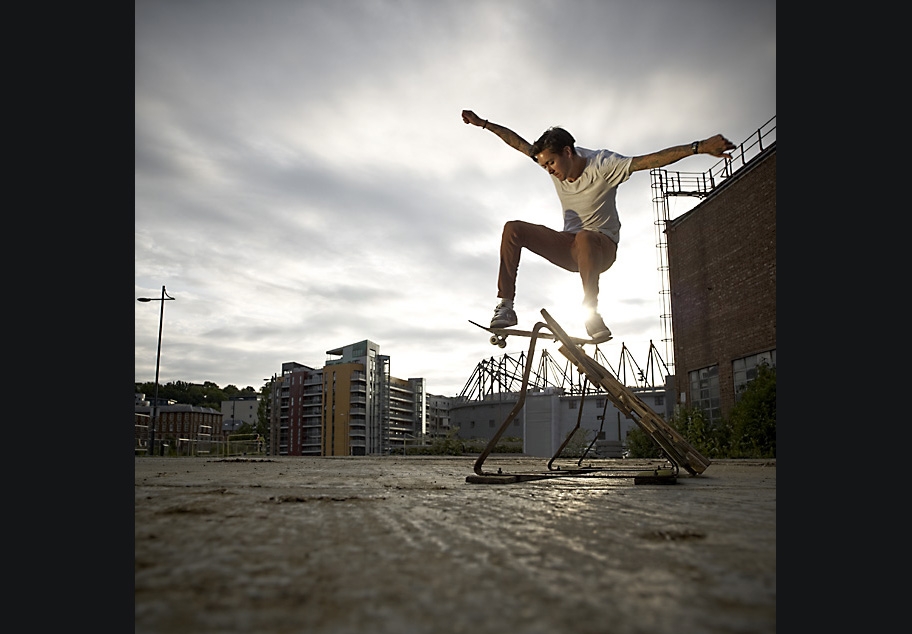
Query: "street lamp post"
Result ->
[[137, 285, 176, 456]]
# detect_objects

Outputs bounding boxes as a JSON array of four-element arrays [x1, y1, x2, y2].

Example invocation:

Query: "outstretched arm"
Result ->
[[462, 110, 533, 156], [629, 134, 736, 173]]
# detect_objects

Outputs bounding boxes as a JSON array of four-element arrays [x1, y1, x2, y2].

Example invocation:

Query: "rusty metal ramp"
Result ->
[[540, 308, 711, 476], [465, 461, 678, 485], [465, 311, 702, 485]]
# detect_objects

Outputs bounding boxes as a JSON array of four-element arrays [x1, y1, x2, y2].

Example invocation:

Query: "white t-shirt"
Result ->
[[551, 147, 632, 244]]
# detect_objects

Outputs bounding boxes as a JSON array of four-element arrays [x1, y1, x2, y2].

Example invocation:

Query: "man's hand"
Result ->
[[702, 134, 737, 159], [461, 110, 533, 156], [462, 110, 484, 127], [631, 133, 739, 172]]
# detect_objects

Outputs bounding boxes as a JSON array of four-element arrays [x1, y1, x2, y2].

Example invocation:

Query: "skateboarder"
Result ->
[[461, 109, 736, 339]]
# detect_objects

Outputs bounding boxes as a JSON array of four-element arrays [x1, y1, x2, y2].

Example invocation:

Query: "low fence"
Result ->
[[135, 429, 267, 457]]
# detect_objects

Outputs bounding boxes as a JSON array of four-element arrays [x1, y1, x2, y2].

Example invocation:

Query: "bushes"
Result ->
[[560, 428, 594, 458], [625, 426, 664, 459], [626, 364, 776, 459], [403, 429, 523, 455], [418, 431, 466, 456]]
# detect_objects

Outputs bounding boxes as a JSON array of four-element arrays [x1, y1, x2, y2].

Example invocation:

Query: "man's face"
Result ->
[[535, 147, 574, 181]]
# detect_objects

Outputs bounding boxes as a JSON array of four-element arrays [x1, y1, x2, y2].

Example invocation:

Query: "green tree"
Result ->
[[256, 383, 272, 439], [222, 384, 256, 397], [199, 381, 227, 405], [728, 364, 776, 458], [135, 379, 249, 407]]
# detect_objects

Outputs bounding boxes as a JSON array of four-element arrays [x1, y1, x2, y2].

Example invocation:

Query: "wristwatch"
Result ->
[[691, 141, 700, 154]]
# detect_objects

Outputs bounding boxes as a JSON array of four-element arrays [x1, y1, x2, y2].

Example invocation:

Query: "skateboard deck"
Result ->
[[469, 319, 612, 348], [540, 308, 711, 476]]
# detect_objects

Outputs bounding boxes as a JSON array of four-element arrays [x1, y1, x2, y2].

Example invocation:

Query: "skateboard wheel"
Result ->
[[498, 340, 506, 348], [489, 335, 499, 346]]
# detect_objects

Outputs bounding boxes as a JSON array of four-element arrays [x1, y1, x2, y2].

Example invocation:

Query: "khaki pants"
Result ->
[[497, 220, 618, 310]]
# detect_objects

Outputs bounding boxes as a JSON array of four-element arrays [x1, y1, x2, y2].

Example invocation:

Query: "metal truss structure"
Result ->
[[457, 340, 670, 402]]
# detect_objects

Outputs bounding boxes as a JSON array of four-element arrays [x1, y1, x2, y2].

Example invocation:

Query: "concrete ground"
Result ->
[[134, 455, 775, 634]]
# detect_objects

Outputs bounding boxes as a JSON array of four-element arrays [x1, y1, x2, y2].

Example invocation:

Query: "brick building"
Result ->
[[134, 402, 223, 454], [665, 141, 776, 423]]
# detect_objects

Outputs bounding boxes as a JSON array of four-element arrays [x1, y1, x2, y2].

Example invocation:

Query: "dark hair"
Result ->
[[529, 127, 575, 161]]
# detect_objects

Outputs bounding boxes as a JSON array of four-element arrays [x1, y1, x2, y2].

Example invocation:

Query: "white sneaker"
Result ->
[[585, 313, 612, 340], [490, 301, 518, 328]]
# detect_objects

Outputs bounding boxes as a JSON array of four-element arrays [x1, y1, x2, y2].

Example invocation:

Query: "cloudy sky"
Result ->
[[135, 0, 776, 397]]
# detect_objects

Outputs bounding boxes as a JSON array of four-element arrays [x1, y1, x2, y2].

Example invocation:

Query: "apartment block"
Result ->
[[268, 340, 430, 456]]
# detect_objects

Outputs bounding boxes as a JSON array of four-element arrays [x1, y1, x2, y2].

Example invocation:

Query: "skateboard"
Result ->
[[469, 319, 612, 348]]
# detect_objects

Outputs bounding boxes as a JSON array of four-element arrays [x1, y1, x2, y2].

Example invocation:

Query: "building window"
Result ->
[[732, 350, 776, 402], [568, 400, 577, 410], [688, 365, 721, 425]]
